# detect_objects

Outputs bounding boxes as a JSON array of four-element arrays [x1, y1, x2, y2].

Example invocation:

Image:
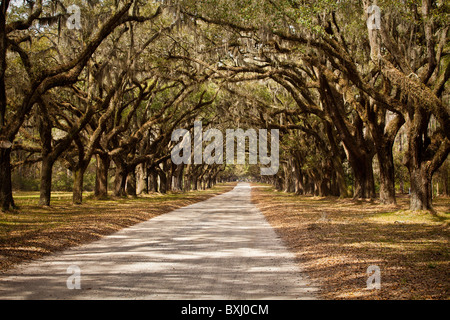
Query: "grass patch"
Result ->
[[370, 209, 449, 225], [251, 184, 450, 300]]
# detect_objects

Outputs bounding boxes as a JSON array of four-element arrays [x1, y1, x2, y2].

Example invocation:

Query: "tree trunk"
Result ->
[[303, 174, 311, 195], [167, 164, 173, 192], [38, 108, 54, 206], [192, 174, 198, 190], [126, 169, 137, 197], [94, 153, 109, 199], [73, 167, 86, 205], [441, 164, 449, 196], [158, 168, 167, 194], [292, 160, 302, 195], [399, 177, 405, 194], [113, 164, 127, 197], [0, 2, 12, 211], [148, 167, 158, 192], [275, 175, 283, 191], [136, 163, 148, 195], [177, 166, 184, 191], [350, 153, 376, 199], [282, 162, 294, 193], [404, 108, 449, 211], [377, 147, 397, 204], [331, 158, 349, 198], [184, 173, 191, 191], [172, 165, 184, 191], [435, 180, 439, 197], [201, 177, 207, 190], [207, 175, 212, 189], [409, 166, 432, 210], [330, 171, 339, 196], [444, 173, 449, 197], [39, 156, 53, 206], [293, 159, 305, 195], [318, 176, 330, 197], [0, 148, 15, 211]]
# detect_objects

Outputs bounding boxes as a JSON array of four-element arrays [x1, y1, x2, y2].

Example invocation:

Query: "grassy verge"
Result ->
[[0, 183, 236, 273], [251, 184, 449, 300]]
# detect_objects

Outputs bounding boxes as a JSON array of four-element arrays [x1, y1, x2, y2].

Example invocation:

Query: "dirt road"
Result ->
[[0, 183, 317, 299]]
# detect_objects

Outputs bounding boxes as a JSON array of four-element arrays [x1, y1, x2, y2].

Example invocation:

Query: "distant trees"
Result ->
[[1, 0, 233, 209]]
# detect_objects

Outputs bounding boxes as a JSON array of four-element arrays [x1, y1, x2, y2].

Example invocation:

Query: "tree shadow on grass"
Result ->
[[252, 188, 450, 299]]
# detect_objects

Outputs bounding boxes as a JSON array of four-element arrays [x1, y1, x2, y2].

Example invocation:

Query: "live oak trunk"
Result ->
[[158, 168, 167, 194], [330, 171, 340, 196], [275, 175, 283, 191], [409, 166, 432, 211], [172, 165, 184, 191], [126, 169, 137, 197], [325, 122, 350, 198], [377, 147, 397, 204], [292, 159, 303, 195], [404, 107, 450, 211], [319, 176, 331, 197], [350, 152, 376, 199], [331, 160, 349, 198], [136, 163, 148, 195], [114, 164, 127, 197], [73, 167, 86, 205], [178, 166, 185, 190], [282, 163, 290, 192], [192, 174, 198, 190], [201, 178, 206, 190], [0, 2, 13, 211], [39, 156, 53, 206], [442, 165, 449, 196], [184, 172, 191, 191], [319, 73, 374, 199], [207, 175, 213, 189], [0, 148, 14, 211], [148, 167, 158, 192], [167, 164, 173, 192], [94, 153, 110, 199]]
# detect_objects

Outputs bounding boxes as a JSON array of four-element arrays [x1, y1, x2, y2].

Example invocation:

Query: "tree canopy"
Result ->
[[0, 0, 448, 211]]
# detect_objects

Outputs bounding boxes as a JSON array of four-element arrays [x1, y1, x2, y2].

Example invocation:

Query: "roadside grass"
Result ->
[[251, 184, 450, 300], [0, 183, 236, 273]]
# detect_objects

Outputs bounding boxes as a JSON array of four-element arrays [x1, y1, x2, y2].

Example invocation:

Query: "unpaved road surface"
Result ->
[[0, 183, 317, 299]]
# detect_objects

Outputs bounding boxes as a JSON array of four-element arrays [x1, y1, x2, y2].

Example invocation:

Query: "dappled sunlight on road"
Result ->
[[0, 183, 317, 300]]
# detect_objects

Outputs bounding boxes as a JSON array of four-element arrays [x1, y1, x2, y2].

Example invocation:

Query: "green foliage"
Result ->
[[12, 174, 40, 191], [52, 170, 74, 192], [3, 0, 449, 209]]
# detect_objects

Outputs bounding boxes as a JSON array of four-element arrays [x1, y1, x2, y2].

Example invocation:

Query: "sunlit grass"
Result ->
[[251, 183, 450, 300], [370, 210, 450, 225]]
